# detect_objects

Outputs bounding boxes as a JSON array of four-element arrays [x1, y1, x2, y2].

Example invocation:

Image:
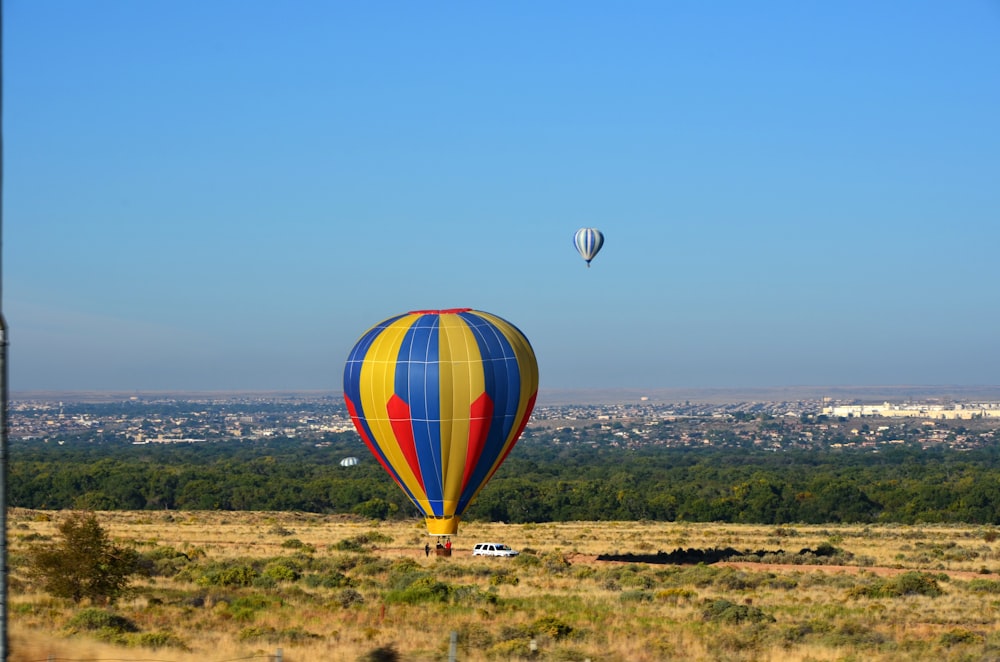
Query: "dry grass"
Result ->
[[9, 509, 1000, 661]]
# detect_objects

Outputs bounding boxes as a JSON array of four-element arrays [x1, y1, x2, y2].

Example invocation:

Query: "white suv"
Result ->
[[472, 542, 519, 557]]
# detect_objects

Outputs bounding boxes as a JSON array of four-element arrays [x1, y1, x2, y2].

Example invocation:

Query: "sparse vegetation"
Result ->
[[10, 509, 1000, 661]]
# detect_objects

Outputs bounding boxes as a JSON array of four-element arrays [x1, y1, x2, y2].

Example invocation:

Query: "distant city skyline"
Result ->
[[6, 2, 999, 391]]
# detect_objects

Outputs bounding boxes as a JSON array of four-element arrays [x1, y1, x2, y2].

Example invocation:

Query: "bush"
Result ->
[[303, 571, 352, 589], [848, 571, 943, 599], [701, 599, 775, 624], [281, 538, 315, 553], [196, 563, 259, 588], [28, 512, 141, 605], [336, 588, 365, 608], [65, 608, 138, 633], [385, 576, 453, 604], [966, 578, 1000, 594], [263, 558, 302, 583], [359, 643, 401, 662], [938, 627, 983, 646], [532, 616, 573, 639], [132, 631, 189, 650], [489, 571, 519, 587]]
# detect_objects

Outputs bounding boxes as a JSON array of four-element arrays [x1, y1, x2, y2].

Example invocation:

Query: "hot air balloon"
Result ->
[[343, 308, 538, 536], [340, 456, 359, 467], [574, 227, 604, 267]]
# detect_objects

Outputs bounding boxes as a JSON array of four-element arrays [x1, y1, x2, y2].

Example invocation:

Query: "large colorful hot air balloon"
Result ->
[[343, 309, 538, 536], [574, 227, 604, 267]]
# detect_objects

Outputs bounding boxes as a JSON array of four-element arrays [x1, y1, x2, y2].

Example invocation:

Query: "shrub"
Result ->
[[818, 620, 887, 647], [303, 571, 352, 589], [336, 588, 365, 608], [197, 563, 259, 588], [334, 531, 393, 552], [701, 599, 775, 624], [620, 590, 653, 603], [655, 587, 697, 604], [238, 625, 320, 644], [966, 578, 1000, 594], [360, 643, 401, 661], [458, 623, 494, 650], [65, 608, 138, 633], [229, 594, 282, 615], [385, 576, 453, 604], [281, 538, 315, 553], [263, 558, 302, 583], [489, 571, 519, 587], [848, 571, 943, 599], [28, 512, 141, 605], [486, 637, 533, 659], [132, 631, 189, 650], [938, 627, 983, 646], [532, 616, 573, 639], [140, 546, 192, 578]]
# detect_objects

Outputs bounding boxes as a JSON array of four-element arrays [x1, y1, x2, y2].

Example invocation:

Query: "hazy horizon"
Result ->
[[12, 384, 1000, 406]]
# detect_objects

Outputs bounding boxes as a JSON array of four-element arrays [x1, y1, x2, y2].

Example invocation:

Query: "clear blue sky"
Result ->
[[5, 1, 1000, 392]]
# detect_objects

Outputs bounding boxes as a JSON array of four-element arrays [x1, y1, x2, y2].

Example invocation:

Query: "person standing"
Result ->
[[424, 543, 431, 557]]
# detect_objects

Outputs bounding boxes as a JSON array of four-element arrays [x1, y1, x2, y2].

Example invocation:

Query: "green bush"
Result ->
[[131, 631, 189, 650], [29, 513, 141, 605], [66, 608, 138, 633], [196, 563, 259, 588], [263, 558, 302, 583], [303, 571, 352, 589], [489, 571, 519, 587], [938, 627, 983, 646], [334, 531, 394, 551], [966, 578, 1000, 594], [701, 599, 775, 624], [335, 588, 365, 608], [486, 637, 533, 659], [385, 575, 453, 604], [531, 616, 573, 640], [620, 590, 653, 603], [655, 587, 697, 604], [848, 571, 943, 599]]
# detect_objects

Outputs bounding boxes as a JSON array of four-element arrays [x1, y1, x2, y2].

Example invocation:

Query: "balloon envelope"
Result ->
[[343, 308, 538, 535], [340, 457, 359, 467], [574, 228, 604, 267]]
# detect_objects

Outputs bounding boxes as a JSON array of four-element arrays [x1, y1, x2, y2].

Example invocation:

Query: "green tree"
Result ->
[[28, 512, 140, 604]]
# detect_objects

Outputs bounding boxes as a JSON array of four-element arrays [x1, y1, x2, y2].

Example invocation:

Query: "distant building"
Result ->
[[822, 402, 1000, 420]]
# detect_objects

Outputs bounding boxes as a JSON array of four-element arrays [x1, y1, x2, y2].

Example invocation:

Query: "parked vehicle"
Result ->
[[472, 542, 519, 557]]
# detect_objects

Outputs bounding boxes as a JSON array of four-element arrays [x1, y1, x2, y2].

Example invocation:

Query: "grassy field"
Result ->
[[9, 509, 1000, 661]]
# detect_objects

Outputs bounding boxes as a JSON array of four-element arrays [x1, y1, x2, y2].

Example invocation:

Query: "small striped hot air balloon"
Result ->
[[343, 309, 538, 536], [574, 227, 604, 267], [340, 456, 359, 467]]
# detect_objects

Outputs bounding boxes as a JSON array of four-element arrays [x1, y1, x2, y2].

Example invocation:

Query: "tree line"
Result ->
[[11, 434, 1000, 525]]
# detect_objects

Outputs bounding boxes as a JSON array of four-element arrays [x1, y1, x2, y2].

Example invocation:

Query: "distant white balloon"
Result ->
[[574, 228, 604, 268], [340, 456, 359, 467]]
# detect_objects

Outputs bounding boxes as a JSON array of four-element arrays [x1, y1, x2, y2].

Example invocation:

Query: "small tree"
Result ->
[[28, 512, 140, 604]]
